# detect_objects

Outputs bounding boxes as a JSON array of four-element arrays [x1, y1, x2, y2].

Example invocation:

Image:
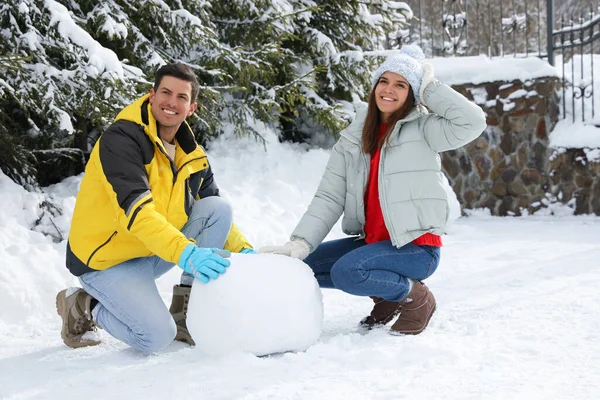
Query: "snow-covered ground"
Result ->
[[2, 54, 600, 399], [1, 124, 599, 399]]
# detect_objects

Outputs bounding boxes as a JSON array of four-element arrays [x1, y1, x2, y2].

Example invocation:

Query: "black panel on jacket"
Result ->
[[99, 120, 154, 213], [65, 241, 93, 276], [197, 164, 219, 198]]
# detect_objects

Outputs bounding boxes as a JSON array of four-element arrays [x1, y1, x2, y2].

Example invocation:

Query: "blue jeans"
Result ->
[[304, 238, 440, 302], [78, 196, 233, 353]]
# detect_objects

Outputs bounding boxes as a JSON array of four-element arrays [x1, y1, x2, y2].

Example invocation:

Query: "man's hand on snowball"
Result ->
[[177, 243, 231, 283], [259, 239, 310, 260]]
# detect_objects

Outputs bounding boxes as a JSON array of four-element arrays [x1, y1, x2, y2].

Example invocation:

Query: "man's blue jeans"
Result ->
[[304, 237, 440, 302], [78, 196, 233, 353]]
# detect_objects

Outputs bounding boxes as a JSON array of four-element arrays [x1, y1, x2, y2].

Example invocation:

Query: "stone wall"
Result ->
[[440, 77, 598, 216], [548, 149, 600, 214]]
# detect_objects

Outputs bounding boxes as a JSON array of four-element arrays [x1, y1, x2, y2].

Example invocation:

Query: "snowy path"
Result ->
[[1, 215, 599, 400]]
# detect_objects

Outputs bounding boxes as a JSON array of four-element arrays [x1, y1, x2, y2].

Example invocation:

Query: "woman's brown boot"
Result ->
[[360, 296, 402, 329], [390, 282, 436, 335]]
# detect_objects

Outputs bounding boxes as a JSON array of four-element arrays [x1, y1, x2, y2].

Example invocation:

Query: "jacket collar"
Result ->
[[340, 104, 428, 145], [114, 94, 199, 154]]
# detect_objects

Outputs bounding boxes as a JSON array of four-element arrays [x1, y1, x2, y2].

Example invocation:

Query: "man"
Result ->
[[56, 63, 254, 353]]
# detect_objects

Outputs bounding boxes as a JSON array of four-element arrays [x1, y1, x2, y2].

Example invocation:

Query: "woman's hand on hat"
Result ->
[[419, 63, 435, 104]]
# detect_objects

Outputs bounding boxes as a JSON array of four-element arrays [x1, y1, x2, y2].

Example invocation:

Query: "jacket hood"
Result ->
[[115, 94, 157, 137]]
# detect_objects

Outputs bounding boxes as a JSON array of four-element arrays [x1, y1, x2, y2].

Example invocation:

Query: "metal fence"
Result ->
[[552, 9, 600, 124], [389, 0, 600, 124], [389, 0, 555, 58]]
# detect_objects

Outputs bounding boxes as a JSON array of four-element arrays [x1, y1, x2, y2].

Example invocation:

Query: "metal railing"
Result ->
[[388, 0, 553, 58], [389, 1, 598, 59], [552, 10, 600, 123], [387, 0, 600, 124]]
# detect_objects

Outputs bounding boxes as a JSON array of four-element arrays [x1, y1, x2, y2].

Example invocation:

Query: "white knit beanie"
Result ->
[[371, 45, 425, 103]]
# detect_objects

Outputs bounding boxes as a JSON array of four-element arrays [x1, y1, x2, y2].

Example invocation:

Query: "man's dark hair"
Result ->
[[154, 62, 200, 102]]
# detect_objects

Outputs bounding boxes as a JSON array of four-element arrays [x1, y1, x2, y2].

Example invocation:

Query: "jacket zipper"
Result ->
[[155, 141, 178, 183], [378, 126, 401, 247], [358, 151, 369, 239], [154, 140, 207, 217], [340, 112, 419, 244], [86, 231, 118, 267], [154, 140, 207, 183]]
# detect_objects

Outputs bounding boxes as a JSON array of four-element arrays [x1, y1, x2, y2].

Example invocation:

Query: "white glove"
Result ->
[[258, 239, 311, 260], [419, 62, 435, 104]]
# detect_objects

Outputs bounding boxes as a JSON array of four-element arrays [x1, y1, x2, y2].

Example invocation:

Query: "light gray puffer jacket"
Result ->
[[291, 81, 487, 251]]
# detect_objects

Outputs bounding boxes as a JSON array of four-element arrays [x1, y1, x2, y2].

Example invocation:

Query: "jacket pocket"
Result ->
[[86, 231, 118, 267]]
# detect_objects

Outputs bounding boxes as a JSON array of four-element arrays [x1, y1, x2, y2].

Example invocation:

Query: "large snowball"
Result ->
[[187, 253, 323, 356]]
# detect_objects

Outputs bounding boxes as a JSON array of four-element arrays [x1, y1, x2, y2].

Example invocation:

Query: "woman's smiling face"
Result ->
[[374, 71, 411, 121]]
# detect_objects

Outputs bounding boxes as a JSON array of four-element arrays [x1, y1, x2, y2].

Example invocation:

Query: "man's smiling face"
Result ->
[[149, 75, 197, 131]]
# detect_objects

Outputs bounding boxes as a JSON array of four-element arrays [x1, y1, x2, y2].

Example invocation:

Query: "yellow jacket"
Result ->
[[66, 94, 251, 276]]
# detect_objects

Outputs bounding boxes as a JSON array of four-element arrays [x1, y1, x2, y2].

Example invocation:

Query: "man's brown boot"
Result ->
[[56, 288, 101, 348], [390, 281, 436, 335], [169, 284, 195, 346], [359, 297, 403, 329]]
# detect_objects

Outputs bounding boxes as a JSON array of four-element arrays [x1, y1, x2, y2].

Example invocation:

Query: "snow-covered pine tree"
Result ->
[[0, 54, 37, 186], [0, 0, 143, 188], [85, 0, 234, 141], [0, 0, 413, 186], [207, 0, 321, 141], [210, 0, 412, 142], [286, 0, 412, 141], [0, 0, 233, 182], [2, 1, 143, 146]]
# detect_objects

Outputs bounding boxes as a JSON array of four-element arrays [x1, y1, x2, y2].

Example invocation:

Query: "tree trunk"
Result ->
[[74, 115, 88, 152]]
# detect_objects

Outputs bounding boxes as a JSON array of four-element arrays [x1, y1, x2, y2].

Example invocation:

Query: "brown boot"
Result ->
[[360, 297, 403, 329], [169, 285, 195, 346], [390, 282, 436, 335], [56, 288, 101, 348]]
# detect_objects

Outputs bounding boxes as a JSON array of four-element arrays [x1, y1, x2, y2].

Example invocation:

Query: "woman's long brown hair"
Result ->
[[361, 85, 416, 154]]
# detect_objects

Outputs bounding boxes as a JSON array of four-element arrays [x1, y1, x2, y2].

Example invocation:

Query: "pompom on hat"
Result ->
[[371, 44, 425, 103]]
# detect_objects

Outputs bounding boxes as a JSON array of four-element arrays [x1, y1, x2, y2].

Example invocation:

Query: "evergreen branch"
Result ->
[[233, 43, 280, 57], [48, 213, 64, 242], [271, 67, 321, 93], [259, 6, 321, 24], [0, 55, 32, 72], [214, 6, 320, 27]]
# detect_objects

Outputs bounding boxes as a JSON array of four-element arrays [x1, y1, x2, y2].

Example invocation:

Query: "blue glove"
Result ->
[[177, 244, 231, 283], [240, 248, 257, 254]]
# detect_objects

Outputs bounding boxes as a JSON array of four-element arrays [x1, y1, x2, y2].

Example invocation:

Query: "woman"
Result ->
[[260, 45, 487, 335]]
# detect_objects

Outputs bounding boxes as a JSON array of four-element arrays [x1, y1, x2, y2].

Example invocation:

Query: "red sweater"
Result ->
[[363, 124, 442, 247]]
